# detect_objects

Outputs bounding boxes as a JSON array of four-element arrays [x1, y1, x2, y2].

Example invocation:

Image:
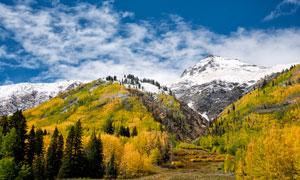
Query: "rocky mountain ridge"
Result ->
[[0, 80, 83, 116], [169, 55, 295, 120]]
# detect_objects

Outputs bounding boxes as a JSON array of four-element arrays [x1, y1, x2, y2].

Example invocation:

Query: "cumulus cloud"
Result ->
[[0, 1, 299, 84], [264, 0, 300, 21], [207, 28, 300, 66]]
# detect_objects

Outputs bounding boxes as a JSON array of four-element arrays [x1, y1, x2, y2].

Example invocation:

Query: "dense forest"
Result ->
[[0, 110, 171, 179]]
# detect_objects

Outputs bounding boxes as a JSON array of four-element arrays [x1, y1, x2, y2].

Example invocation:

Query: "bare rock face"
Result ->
[[175, 80, 250, 120], [0, 80, 83, 116], [169, 55, 292, 121]]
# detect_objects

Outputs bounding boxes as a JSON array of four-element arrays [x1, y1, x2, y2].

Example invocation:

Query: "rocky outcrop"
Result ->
[[175, 80, 250, 120], [128, 89, 208, 142]]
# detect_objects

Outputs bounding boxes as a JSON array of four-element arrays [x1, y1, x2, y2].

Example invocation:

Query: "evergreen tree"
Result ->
[[31, 128, 45, 180], [46, 127, 61, 179], [0, 157, 31, 180], [125, 127, 130, 137], [35, 129, 44, 156], [106, 154, 117, 179], [0, 157, 19, 180], [26, 125, 36, 166], [0, 116, 9, 135], [58, 120, 84, 178], [117, 126, 131, 137], [117, 125, 125, 137], [8, 110, 27, 163], [0, 128, 31, 180], [103, 118, 114, 135], [57, 134, 64, 170], [33, 155, 45, 180], [85, 131, 103, 178], [73, 120, 85, 177], [0, 128, 17, 158], [131, 126, 138, 137], [58, 126, 75, 178]]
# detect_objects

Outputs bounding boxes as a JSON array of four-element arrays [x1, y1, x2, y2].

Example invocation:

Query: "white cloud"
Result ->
[[0, 1, 299, 84], [206, 28, 300, 66], [0, 46, 17, 59], [264, 0, 300, 21]]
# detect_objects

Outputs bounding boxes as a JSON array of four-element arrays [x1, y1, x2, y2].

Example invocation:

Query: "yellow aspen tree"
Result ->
[[241, 126, 300, 180], [119, 143, 152, 178]]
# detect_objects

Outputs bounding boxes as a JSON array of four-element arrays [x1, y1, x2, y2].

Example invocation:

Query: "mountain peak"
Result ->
[[179, 56, 269, 85], [170, 56, 294, 120]]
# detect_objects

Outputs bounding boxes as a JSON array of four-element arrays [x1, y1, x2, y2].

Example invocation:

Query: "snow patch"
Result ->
[[200, 112, 210, 121], [0, 80, 83, 99], [0, 80, 84, 115]]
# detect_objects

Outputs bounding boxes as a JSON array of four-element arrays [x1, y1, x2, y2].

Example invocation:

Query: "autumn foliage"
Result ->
[[196, 65, 300, 177], [237, 126, 300, 180]]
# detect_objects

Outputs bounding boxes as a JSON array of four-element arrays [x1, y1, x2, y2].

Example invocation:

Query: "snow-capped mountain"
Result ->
[[0, 80, 83, 116], [169, 55, 295, 121]]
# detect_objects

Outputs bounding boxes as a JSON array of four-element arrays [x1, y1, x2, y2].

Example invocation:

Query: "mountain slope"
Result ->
[[170, 55, 293, 120], [0, 80, 83, 116], [214, 64, 300, 135], [0, 74, 170, 116], [24, 79, 208, 142], [197, 64, 300, 174]]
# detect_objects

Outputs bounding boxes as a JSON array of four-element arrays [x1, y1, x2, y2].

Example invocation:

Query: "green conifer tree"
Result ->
[[73, 120, 85, 177], [0, 116, 9, 135], [33, 155, 45, 180], [57, 134, 64, 170], [117, 125, 125, 137], [0, 128, 17, 158], [58, 120, 84, 178], [106, 154, 117, 179], [85, 131, 103, 178], [0, 128, 31, 180], [103, 118, 114, 135], [8, 110, 27, 163], [26, 125, 36, 166], [35, 129, 44, 156], [57, 126, 75, 178], [131, 126, 138, 137], [46, 127, 59, 179], [125, 127, 130, 137]]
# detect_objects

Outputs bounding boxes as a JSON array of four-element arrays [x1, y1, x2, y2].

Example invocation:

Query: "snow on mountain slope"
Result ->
[[174, 55, 291, 89], [122, 82, 167, 94], [0, 80, 83, 116], [170, 55, 296, 121]]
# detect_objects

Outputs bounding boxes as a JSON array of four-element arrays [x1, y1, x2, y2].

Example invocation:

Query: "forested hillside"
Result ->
[[197, 64, 300, 179], [24, 78, 207, 142], [0, 78, 208, 179]]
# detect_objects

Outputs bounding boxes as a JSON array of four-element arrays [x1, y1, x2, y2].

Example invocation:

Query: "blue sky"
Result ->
[[0, 0, 300, 85]]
